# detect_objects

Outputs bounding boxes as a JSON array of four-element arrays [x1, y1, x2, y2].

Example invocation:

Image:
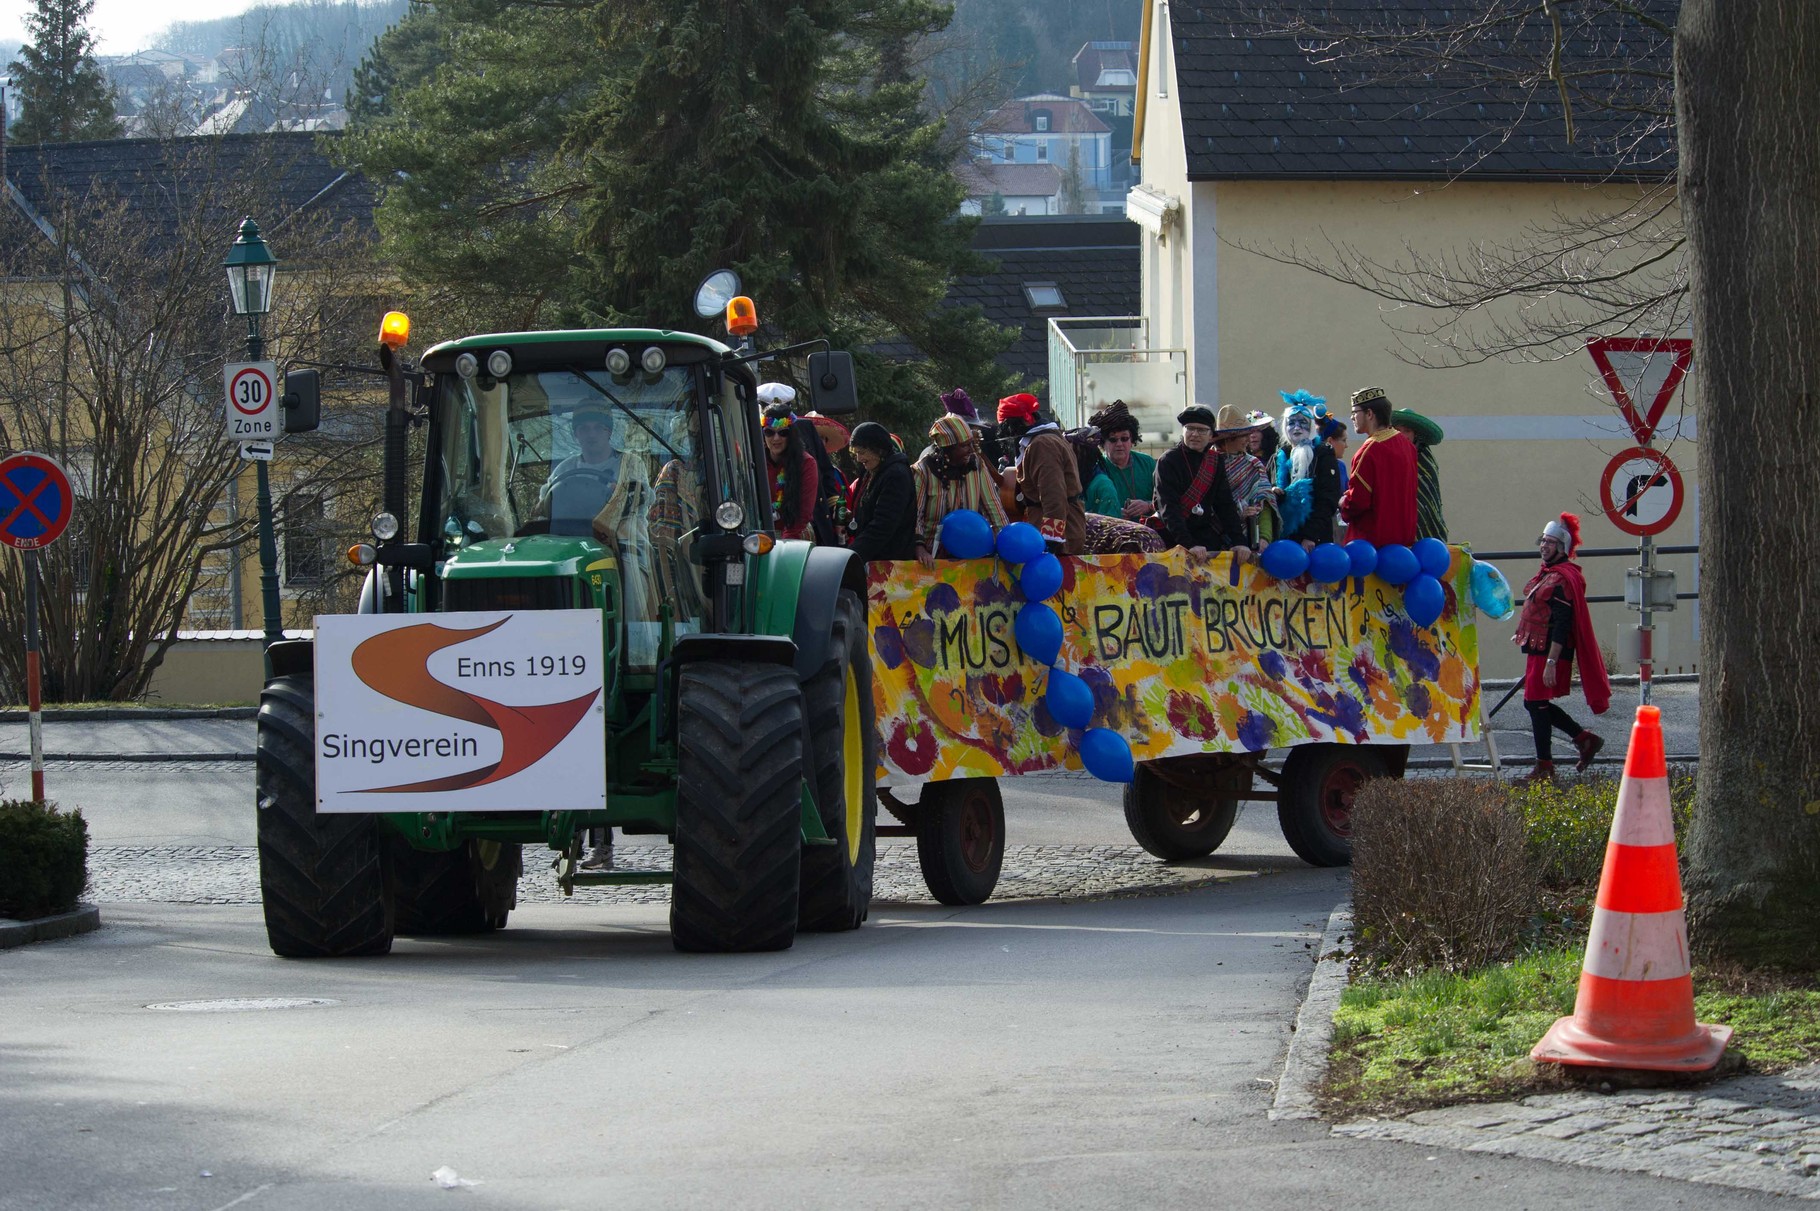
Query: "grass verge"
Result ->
[[1322, 948, 1820, 1119]]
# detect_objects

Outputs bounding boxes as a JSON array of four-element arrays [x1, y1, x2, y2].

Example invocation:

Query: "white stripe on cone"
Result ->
[[1582, 907, 1692, 982], [1610, 776, 1675, 847]]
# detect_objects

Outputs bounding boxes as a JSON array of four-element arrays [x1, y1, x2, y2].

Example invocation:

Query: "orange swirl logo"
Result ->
[[348, 618, 599, 793]]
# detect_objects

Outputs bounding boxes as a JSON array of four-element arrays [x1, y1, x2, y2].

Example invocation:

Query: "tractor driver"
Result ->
[[539, 404, 620, 534]]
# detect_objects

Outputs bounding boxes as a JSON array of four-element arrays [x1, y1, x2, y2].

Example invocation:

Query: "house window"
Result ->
[[281, 492, 329, 587], [1022, 282, 1066, 310], [1032, 110, 1051, 132], [1036, 141, 1049, 162]]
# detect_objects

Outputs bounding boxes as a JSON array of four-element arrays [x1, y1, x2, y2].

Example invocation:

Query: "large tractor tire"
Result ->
[[1123, 758, 1243, 861], [255, 674, 394, 958], [1277, 744, 1390, 867], [915, 778, 1005, 906], [798, 590, 879, 932], [671, 661, 806, 953], [392, 839, 522, 935]]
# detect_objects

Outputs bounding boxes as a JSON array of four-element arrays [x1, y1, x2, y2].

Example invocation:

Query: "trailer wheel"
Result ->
[[392, 840, 522, 935], [255, 674, 394, 957], [916, 778, 1004, 906], [1123, 761, 1241, 860], [798, 591, 878, 932], [1277, 745, 1389, 867], [671, 662, 805, 952]]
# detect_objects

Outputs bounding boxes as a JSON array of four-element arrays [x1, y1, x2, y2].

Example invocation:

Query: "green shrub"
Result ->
[[1507, 768, 1696, 888], [0, 799, 89, 918], [1351, 777, 1538, 974]]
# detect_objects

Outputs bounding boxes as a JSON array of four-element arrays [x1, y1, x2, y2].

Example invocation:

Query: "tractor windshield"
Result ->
[[433, 364, 703, 544]]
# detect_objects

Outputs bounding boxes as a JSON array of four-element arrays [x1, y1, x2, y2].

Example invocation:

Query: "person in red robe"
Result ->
[[1513, 512, 1612, 781], [1338, 386, 1418, 545]]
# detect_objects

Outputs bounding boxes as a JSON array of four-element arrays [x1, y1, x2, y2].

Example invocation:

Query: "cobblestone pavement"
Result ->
[[86, 842, 1243, 907], [1336, 1073, 1820, 1199]]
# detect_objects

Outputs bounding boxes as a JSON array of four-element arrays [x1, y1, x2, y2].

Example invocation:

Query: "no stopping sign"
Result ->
[[0, 452, 75, 550]]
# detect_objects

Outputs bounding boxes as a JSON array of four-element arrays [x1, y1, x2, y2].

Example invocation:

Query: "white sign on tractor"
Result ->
[[314, 609, 607, 813], [224, 360, 279, 439]]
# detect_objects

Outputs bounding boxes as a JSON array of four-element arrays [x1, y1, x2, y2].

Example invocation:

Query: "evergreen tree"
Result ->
[[7, 0, 121, 144]]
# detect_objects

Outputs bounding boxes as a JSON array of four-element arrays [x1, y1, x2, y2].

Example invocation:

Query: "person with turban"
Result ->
[[995, 393, 1085, 555], [913, 413, 1009, 567]]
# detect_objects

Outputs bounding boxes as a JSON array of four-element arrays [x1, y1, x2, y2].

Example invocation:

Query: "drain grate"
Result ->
[[146, 997, 338, 1012]]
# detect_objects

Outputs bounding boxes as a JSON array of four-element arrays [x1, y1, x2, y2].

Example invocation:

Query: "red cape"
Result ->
[[1552, 559, 1611, 715]]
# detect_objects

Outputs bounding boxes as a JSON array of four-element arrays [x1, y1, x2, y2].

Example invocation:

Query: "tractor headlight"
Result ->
[[605, 347, 632, 376], [455, 352, 480, 379], [640, 346, 667, 374], [371, 512, 400, 541], [714, 501, 745, 531], [486, 350, 513, 378]]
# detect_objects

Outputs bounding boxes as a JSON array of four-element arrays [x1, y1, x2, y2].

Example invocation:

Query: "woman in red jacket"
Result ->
[[761, 404, 820, 541]]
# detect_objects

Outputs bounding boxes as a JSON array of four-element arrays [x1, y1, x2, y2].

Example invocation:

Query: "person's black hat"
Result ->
[[849, 421, 895, 454], [1176, 405, 1216, 428]]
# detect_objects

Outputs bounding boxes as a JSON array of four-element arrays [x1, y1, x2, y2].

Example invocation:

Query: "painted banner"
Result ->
[[868, 549, 1481, 783], [314, 609, 606, 812]]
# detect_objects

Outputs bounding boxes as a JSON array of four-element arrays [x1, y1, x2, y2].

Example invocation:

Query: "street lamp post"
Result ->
[[223, 217, 284, 652]]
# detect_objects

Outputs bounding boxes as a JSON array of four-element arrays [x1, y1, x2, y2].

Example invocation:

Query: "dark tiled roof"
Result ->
[[983, 95, 1112, 136], [1167, 1, 1677, 181], [951, 216, 1141, 386], [1074, 42, 1138, 93], [4, 132, 374, 255], [956, 160, 1063, 199]]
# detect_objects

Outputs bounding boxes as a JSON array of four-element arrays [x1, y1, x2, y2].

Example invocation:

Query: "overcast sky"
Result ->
[[2, 0, 257, 56]]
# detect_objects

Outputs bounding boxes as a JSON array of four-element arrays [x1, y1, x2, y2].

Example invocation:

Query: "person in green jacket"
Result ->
[[1392, 407, 1448, 542], [1084, 400, 1156, 521]]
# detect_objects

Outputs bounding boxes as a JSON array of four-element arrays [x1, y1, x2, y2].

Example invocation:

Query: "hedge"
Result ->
[[0, 799, 89, 919]]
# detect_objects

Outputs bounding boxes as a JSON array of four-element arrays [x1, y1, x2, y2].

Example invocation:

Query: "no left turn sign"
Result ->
[[225, 361, 279, 439]]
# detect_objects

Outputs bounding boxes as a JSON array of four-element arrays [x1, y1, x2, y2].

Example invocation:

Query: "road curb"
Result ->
[[0, 707, 257, 722], [0, 902, 102, 949], [1270, 900, 1352, 1121], [0, 751, 252, 764]]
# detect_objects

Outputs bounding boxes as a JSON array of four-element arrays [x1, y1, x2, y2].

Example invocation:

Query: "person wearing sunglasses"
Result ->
[[761, 404, 819, 541]]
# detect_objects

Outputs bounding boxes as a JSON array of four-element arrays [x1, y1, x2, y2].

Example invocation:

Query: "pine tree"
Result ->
[[7, 0, 122, 144]]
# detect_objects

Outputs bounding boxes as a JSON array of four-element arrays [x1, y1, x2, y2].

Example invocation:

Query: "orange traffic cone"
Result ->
[[1531, 705, 1730, 1072]]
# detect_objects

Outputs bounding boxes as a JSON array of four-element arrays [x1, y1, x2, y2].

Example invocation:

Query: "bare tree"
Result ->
[[0, 135, 384, 702]]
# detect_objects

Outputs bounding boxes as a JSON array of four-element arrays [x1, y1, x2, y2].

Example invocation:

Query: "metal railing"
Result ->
[[1046, 316, 1188, 434], [1468, 544, 1699, 605]]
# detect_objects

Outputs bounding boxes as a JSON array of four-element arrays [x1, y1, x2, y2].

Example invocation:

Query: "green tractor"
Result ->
[[255, 310, 877, 956]]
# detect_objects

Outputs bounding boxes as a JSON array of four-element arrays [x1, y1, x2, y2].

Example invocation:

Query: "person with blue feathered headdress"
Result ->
[[1273, 389, 1343, 547]]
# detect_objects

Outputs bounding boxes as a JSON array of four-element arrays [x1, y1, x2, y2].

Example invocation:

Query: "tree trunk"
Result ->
[[1677, 1, 1820, 968]]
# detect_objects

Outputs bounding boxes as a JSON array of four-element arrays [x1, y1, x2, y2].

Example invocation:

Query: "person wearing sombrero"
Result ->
[[1154, 405, 1249, 563], [912, 414, 1008, 567], [1339, 386, 1418, 546], [1391, 406, 1448, 542], [1210, 406, 1276, 549], [996, 392, 1086, 555]]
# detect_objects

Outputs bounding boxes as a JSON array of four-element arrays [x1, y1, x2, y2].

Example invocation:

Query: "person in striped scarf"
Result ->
[[912, 414, 1009, 567]]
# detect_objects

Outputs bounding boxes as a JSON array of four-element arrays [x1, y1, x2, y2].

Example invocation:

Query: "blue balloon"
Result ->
[[1405, 573, 1445, 629], [938, 509, 995, 560], [1079, 728, 1135, 784], [1307, 542, 1350, 584], [1470, 559, 1515, 621], [1414, 537, 1453, 579], [1013, 601, 1063, 667], [996, 521, 1046, 566], [1020, 552, 1064, 602], [1045, 667, 1095, 730], [1376, 543, 1418, 586], [1344, 539, 1378, 579], [1259, 539, 1310, 580]]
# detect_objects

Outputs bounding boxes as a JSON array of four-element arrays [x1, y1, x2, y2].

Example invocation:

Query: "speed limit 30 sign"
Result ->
[[225, 361, 278, 439]]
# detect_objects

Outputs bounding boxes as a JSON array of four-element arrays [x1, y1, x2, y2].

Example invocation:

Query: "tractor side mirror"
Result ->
[[807, 351, 857, 416], [282, 368, 321, 433]]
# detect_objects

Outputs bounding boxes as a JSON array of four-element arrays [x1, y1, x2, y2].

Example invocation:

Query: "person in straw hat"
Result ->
[[912, 413, 1009, 567], [1154, 405, 1249, 564], [1338, 386, 1418, 546], [1210, 405, 1277, 549]]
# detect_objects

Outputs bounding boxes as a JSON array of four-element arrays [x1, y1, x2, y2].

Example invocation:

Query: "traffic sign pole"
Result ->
[[24, 549, 44, 801]]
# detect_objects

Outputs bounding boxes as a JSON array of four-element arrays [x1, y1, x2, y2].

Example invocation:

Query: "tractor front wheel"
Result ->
[[798, 590, 878, 932], [670, 661, 806, 952], [255, 674, 394, 957]]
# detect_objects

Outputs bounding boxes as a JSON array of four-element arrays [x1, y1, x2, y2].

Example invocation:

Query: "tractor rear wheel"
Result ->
[[798, 591, 878, 932], [392, 839, 522, 935], [255, 673, 393, 957], [915, 778, 1005, 906], [1277, 744, 1389, 867], [671, 661, 805, 952]]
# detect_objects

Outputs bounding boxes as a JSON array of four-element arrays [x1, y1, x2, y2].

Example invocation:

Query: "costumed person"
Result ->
[[1322, 416, 1349, 494], [1076, 415, 1165, 552], [804, 413, 853, 539], [761, 403, 819, 541], [913, 414, 1009, 568], [1392, 406, 1448, 542], [1513, 512, 1611, 781], [847, 421, 917, 562], [1154, 405, 1250, 564], [996, 392, 1086, 555], [1338, 386, 1418, 546], [1213, 406, 1275, 549], [1086, 399, 1157, 523], [539, 403, 620, 533], [1273, 389, 1343, 548]]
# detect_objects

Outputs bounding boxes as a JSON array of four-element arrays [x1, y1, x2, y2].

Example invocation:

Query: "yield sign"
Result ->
[[0, 451, 75, 550], [1587, 336, 1693, 443]]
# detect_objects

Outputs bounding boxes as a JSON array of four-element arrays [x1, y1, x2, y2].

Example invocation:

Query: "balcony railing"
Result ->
[[1046, 316, 1188, 445]]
